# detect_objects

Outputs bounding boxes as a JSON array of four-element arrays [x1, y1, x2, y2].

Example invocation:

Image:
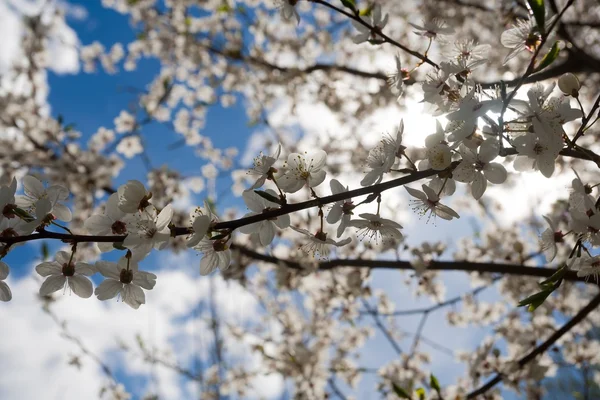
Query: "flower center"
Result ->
[[213, 239, 228, 252], [62, 262, 75, 277], [111, 220, 127, 235], [120, 268, 133, 284]]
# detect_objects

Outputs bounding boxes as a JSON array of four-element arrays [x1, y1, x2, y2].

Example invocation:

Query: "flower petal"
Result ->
[[95, 279, 123, 300], [68, 275, 93, 298], [39, 275, 66, 296]]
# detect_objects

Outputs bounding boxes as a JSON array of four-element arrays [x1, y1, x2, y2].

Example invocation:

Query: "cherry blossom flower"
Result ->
[[447, 39, 490, 63], [453, 141, 507, 199], [123, 205, 173, 257], [405, 184, 460, 222], [569, 253, 600, 282], [35, 251, 96, 298], [569, 211, 600, 246], [409, 18, 454, 41], [278, 150, 327, 193], [84, 193, 130, 252], [360, 124, 404, 187], [114, 110, 136, 133], [290, 226, 351, 259], [500, 18, 542, 64], [117, 180, 152, 213], [192, 237, 232, 275], [348, 213, 403, 244], [387, 54, 408, 100], [0, 261, 11, 302], [445, 90, 502, 144], [238, 189, 290, 246], [95, 256, 157, 309], [186, 211, 211, 248], [539, 216, 564, 262], [327, 179, 354, 238], [421, 121, 452, 171], [512, 131, 562, 178], [248, 143, 281, 190], [16, 175, 72, 222], [351, 4, 388, 44], [568, 169, 595, 213]]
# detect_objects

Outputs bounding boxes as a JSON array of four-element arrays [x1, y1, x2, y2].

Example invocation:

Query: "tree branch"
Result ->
[[466, 291, 600, 398]]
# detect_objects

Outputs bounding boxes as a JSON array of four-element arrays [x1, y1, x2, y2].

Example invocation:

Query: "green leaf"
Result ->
[[539, 265, 566, 286], [518, 288, 554, 311], [216, 3, 231, 12], [254, 190, 283, 205], [392, 383, 412, 399], [429, 374, 441, 395], [534, 41, 560, 73], [340, 0, 356, 12], [416, 387, 426, 400], [41, 242, 49, 261], [527, 0, 546, 34]]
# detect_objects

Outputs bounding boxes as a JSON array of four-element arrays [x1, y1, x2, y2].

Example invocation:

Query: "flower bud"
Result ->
[[558, 73, 580, 97]]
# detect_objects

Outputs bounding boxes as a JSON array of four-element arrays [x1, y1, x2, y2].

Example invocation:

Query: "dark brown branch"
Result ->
[[466, 291, 600, 398], [233, 245, 594, 283]]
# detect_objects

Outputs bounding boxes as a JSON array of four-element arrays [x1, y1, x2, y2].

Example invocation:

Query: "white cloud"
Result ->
[[0, 257, 283, 400], [0, 0, 80, 75]]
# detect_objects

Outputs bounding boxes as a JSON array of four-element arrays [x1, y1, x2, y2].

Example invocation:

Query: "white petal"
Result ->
[[52, 203, 72, 222], [95, 261, 120, 279], [155, 205, 173, 231], [0, 261, 9, 280], [36, 262, 61, 277], [405, 186, 427, 201], [259, 223, 276, 246], [307, 170, 326, 188], [0, 281, 11, 301], [200, 253, 218, 275], [484, 163, 507, 184], [330, 179, 346, 195], [23, 175, 45, 198], [68, 275, 93, 298], [39, 275, 66, 296], [122, 284, 145, 309], [471, 173, 487, 200], [95, 279, 123, 300]]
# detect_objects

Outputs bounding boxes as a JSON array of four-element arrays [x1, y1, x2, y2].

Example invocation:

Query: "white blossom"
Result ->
[[278, 150, 327, 193], [248, 143, 281, 190], [95, 257, 156, 309], [405, 184, 460, 222], [36, 251, 96, 298], [327, 179, 354, 238], [117, 180, 152, 213], [16, 175, 72, 222], [123, 205, 173, 257], [348, 213, 403, 244], [238, 189, 290, 246], [290, 226, 351, 259]]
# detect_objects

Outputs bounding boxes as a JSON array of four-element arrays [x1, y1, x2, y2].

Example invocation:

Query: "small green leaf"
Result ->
[[527, 0, 546, 34], [359, 5, 372, 16], [392, 383, 412, 399], [216, 3, 231, 12], [254, 190, 283, 205], [534, 41, 560, 73], [41, 242, 49, 261], [518, 288, 554, 311], [539, 265, 566, 286], [340, 0, 356, 12], [430, 374, 441, 395], [416, 387, 426, 400]]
